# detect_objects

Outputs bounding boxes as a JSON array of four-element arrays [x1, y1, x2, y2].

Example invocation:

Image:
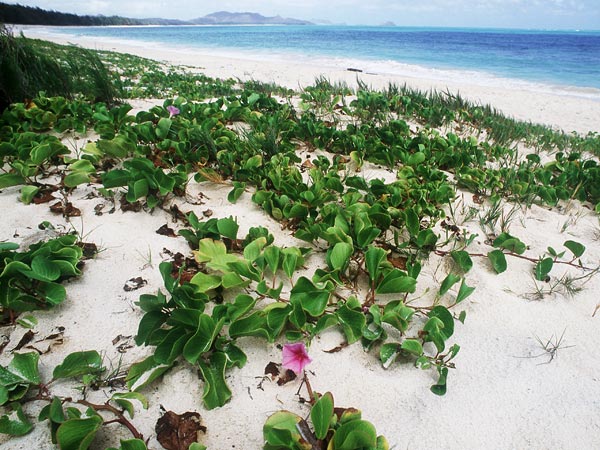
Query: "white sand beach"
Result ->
[[1, 26, 599, 450]]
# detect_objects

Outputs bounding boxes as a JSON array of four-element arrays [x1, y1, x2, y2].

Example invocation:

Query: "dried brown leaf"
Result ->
[[264, 361, 280, 378], [156, 224, 177, 237], [263, 361, 297, 385], [440, 220, 460, 235], [112, 335, 134, 354], [277, 369, 297, 386], [26, 327, 65, 354], [0, 335, 9, 354], [13, 330, 36, 351], [301, 159, 315, 170], [124, 277, 147, 292], [78, 242, 98, 259], [323, 342, 349, 354], [94, 203, 105, 216], [167, 251, 200, 283], [32, 190, 56, 204], [387, 255, 407, 270], [169, 204, 189, 223], [49, 201, 81, 217], [120, 196, 142, 212], [156, 410, 206, 450]]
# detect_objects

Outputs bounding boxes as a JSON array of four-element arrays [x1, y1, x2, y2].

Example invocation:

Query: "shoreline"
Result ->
[[14, 25, 600, 135]]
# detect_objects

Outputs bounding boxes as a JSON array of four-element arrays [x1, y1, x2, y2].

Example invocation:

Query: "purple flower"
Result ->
[[282, 342, 312, 375], [166, 105, 180, 117]]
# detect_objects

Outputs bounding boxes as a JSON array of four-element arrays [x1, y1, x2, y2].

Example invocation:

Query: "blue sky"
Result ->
[[6, 0, 599, 29]]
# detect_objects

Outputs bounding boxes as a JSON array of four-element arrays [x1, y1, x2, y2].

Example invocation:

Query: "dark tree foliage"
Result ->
[[0, 2, 144, 26]]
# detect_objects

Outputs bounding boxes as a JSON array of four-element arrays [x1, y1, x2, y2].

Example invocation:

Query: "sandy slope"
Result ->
[[1, 28, 599, 450]]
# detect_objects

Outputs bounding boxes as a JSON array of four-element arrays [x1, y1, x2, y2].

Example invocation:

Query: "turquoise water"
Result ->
[[49, 25, 600, 93]]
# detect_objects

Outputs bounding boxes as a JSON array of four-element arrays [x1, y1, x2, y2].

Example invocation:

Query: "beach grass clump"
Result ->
[[299, 76, 352, 118], [380, 82, 600, 157], [0, 25, 70, 111], [23, 36, 121, 104], [242, 78, 295, 97], [0, 25, 120, 110]]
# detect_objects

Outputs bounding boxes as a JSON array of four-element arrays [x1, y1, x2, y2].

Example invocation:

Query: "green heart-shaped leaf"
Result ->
[[376, 270, 416, 294], [56, 415, 103, 450], [183, 315, 224, 364], [290, 277, 332, 317], [0, 403, 34, 436], [53, 351, 103, 380], [311, 392, 334, 440], [564, 240, 585, 258], [198, 352, 232, 410], [327, 242, 353, 272], [487, 249, 507, 274]]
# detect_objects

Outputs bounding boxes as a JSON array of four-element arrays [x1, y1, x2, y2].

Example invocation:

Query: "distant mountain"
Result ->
[[137, 18, 189, 26], [191, 11, 312, 25]]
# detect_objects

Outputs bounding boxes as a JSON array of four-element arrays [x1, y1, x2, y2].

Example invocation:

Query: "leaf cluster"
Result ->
[[0, 350, 152, 449], [0, 235, 83, 318], [264, 392, 388, 450]]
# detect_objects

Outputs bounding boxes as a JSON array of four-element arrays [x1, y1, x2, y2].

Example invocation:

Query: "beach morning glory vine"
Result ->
[[166, 104, 180, 116], [282, 342, 312, 375]]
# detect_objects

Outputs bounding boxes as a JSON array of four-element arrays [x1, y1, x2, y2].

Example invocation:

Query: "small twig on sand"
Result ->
[[514, 328, 574, 365]]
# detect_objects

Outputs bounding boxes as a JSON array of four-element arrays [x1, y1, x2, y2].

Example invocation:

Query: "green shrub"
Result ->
[[0, 25, 120, 111]]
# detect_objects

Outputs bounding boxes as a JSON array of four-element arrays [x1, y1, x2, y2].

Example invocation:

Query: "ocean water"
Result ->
[[45, 25, 600, 98]]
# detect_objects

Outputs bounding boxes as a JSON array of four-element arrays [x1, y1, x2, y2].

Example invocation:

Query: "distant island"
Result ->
[[0, 3, 312, 26], [192, 11, 312, 25]]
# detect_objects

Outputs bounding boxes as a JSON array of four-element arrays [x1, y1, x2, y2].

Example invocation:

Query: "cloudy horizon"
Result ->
[[3, 0, 599, 29]]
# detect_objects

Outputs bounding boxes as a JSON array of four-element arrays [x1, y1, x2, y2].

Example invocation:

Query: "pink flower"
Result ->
[[282, 342, 312, 374], [166, 105, 180, 117]]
